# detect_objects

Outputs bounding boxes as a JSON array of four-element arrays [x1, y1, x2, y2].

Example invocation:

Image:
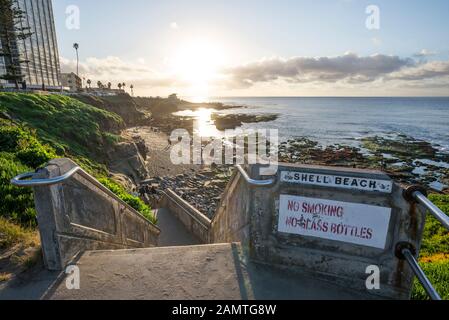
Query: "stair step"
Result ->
[[155, 208, 202, 247], [45, 243, 369, 300]]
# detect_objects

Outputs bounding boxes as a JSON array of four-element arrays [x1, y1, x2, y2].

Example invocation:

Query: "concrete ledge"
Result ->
[[160, 189, 211, 243], [210, 169, 252, 245]]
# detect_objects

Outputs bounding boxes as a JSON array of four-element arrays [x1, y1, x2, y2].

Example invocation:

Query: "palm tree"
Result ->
[[87, 79, 91, 89], [118, 83, 122, 90], [73, 43, 79, 77], [107, 82, 112, 90], [130, 84, 134, 96], [122, 83, 126, 92], [97, 81, 102, 89]]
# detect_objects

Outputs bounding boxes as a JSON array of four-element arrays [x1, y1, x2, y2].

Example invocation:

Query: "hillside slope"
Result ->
[[0, 93, 156, 273]]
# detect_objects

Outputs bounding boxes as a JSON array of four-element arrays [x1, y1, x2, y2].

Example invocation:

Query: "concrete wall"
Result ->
[[33, 159, 160, 271], [159, 189, 211, 243], [209, 163, 427, 300], [210, 170, 252, 246]]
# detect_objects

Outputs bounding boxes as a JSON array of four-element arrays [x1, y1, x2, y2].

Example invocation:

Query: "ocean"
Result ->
[[208, 97, 449, 152]]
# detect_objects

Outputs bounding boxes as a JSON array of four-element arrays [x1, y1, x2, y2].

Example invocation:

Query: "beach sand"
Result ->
[[123, 126, 201, 178]]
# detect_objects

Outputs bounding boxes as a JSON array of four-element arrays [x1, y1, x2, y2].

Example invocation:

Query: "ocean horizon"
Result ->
[[189, 96, 449, 153]]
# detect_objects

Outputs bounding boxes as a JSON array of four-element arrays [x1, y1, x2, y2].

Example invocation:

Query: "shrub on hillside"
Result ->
[[99, 178, 156, 224], [0, 122, 56, 168], [0, 153, 36, 227]]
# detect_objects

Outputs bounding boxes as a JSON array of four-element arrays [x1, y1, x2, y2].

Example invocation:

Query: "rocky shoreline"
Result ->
[[131, 102, 449, 219], [140, 165, 232, 219], [279, 135, 449, 192]]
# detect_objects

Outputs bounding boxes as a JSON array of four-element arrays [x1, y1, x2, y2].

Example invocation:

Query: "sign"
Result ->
[[278, 195, 391, 249], [281, 171, 393, 193]]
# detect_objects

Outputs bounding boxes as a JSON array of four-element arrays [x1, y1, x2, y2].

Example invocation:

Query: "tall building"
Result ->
[[0, 0, 61, 89]]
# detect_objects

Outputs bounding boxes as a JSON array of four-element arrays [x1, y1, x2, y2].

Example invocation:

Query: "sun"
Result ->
[[169, 38, 226, 96]]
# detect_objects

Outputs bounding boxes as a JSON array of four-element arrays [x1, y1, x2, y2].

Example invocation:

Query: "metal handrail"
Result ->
[[398, 188, 449, 300], [11, 166, 160, 229], [401, 248, 441, 300], [413, 191, 449, 231], [235, 164, 275, 187], [11, 166, 82, 187]]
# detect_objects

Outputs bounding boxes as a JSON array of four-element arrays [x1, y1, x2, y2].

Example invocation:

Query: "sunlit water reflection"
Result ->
[[174, 108, 224, 138]]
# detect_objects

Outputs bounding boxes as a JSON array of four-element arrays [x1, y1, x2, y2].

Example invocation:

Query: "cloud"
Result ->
[[223, 53, 414, 88], [59, 52, 449, 95], [170, 22, 179, 29], [60, 56, 182, 88], [387, 60, 449, 81], [413, 49, 438, 58], [371, 37, 382, 46]]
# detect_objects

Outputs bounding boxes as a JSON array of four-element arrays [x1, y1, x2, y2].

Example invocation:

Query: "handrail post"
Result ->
[[404, 185, 449, 231], [402, 249, 442, 300], [396, 242, 442, 300]]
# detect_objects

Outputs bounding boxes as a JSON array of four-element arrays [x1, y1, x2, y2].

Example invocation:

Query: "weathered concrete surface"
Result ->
[[156, 208, 201, 246], [159, 189, 211, 243], [45, 243, 369, 300], [210, 170, 251, 245], [32, 159, 160, 271]]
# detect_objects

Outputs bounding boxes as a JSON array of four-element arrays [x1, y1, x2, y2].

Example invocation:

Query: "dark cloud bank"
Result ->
[[223, 53, 449, 88]]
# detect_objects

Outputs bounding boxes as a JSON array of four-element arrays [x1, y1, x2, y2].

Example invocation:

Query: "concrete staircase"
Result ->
[[155, 208, 201, 247], [4, 159, 429, 300]]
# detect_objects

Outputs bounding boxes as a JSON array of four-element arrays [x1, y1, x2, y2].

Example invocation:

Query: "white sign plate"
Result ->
[[278, 195, 392, 249], [281, 171, 393, 193]]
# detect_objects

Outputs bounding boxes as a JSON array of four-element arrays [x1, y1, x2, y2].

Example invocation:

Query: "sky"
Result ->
[[52, 0, 449, 97]]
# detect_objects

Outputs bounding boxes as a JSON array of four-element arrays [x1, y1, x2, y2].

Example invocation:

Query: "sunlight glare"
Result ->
[[169, 38, 226, 96]]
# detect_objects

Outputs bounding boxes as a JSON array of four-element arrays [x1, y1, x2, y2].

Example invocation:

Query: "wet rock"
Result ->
[[212, 113, 279, 131], [362, 136, 437, 160], [279, 136, 449, 191]]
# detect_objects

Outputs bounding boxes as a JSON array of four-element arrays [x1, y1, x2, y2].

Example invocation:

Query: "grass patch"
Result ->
[[0, 93, 154, 231], [0, 93, 123, 158], [411, 193, 449, 300], [0, 217, 37, 249], [411, 258, 449, 300]]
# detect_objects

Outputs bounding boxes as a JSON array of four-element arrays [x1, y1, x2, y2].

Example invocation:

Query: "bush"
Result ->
[[0, 153, 36, 227], [0, 121, 56, 168], [99, 178, 156, 224]]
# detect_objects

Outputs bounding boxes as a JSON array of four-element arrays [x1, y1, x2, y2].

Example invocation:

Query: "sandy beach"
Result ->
[[123, 126, 201, 177]]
